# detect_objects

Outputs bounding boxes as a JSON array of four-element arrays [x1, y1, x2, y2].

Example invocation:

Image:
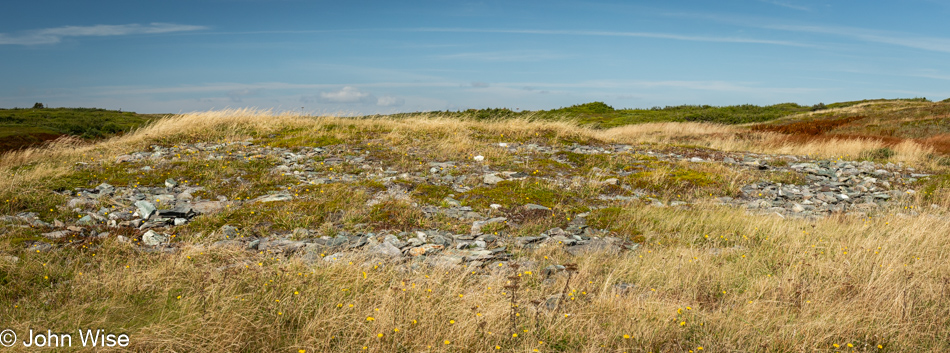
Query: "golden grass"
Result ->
[[4, 204, 950, 351]]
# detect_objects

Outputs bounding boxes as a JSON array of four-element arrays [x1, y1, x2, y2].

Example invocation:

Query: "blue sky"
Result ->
[[3, 0, 950, 114]]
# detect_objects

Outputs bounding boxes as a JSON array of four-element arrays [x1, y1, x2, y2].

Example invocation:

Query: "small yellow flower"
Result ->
[[623, 334, 630, 339], [366, 316, 375, 321], [444, 340, 451, 345]]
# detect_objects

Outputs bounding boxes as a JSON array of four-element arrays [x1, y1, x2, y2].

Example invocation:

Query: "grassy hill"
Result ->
[[2, 107, 950, 350], [386, 98, 935, 129], [0, 107, 162, 153]]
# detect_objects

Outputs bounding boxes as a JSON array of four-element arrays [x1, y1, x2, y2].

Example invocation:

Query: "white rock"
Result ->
[[473, 155, 485, 161]]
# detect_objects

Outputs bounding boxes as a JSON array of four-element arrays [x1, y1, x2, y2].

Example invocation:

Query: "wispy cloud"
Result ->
[[435, 50, 566, 62], [226, 88, 263, 102], [764, 24, 950, 53], [496, 79, 824, 94], [756, 0, 810, 11], [411, 28, 810, 47], [0, 23, 207, 45]]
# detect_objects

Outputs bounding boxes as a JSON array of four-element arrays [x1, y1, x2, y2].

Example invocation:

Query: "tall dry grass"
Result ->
[[4, 203, 950, 351]]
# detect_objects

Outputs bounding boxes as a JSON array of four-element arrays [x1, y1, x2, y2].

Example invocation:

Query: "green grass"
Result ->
[[379, 98, 940, 130], [0, 107, 162, 153]]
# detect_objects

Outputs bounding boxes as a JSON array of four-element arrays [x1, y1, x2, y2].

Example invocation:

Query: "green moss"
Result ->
[[621, 164, 732, 199], [461, 179, 571, 210], [367, 200, 425, 230], [0, 187, 68, 221], [412, 183, 453, 205], [919, 174, 950, 201]]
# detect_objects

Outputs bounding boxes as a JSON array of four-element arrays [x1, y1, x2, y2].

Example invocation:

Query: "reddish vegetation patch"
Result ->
[[754, 115, 950, 154], [752, 116, 867, 135], [0, 132, 64, 154], [920, 134, 950, 154]]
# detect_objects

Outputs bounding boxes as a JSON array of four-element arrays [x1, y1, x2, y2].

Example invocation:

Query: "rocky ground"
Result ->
[[2, 137, 933, 269]]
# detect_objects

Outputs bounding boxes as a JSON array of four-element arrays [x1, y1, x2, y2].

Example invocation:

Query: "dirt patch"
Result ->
[[0, 132, 64, 154]]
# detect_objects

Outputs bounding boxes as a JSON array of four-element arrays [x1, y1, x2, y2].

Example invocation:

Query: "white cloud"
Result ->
[[376, 96, 405, 107], [226, 88, 263, 102], [318, 86, 376, 104], [0, 23, 207, 45]]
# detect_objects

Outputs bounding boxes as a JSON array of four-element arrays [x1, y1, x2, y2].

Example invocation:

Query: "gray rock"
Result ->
[[67, 198, 94, 209], [41, 230, 70, 239], [565, 238, 620, 256], [134, 200, 157, 219], [254, 193, 293, 203], [542, 264, 566, 277], [212, 240, 244, 249], [463, 249, 496, 261], [142, 230, 169, 246], [428, 255, 464, 268], [471, 217, 507, 235], [483, 174, 504, 185], [259, 239, 306, 254], [165, 178, 178, 188], [369, 242, 403, 258], [525, 203, 551, 211], [384, 234, 406, 248], [77, 215, 94, 225], [514, 236, 546, 247], [27, 242, 53, 252], [192, 201, 224, 214], [219, 225, 240, 239], [613, 282, 637, 295], [323, 252, 350, 263]]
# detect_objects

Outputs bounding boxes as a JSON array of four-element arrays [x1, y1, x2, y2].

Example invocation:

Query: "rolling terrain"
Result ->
[[1, 101, 950, 351]]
